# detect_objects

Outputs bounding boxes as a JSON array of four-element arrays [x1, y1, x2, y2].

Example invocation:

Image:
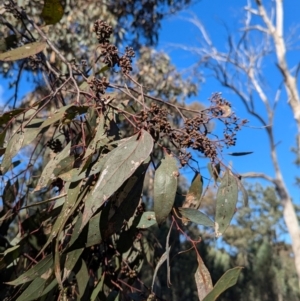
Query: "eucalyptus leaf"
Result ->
[[207, 162, 220, 182], [179, 208, 214, 227], [34, 142, 71, 191], [195, 254, 213, 301], [151, 246, 171, 292], [0, 42, 46, 61], [80, 130, 153, 231], [136, 211, 157, 229], [153, 153, 178, 225], [215, 170, 238, 237], [6, 255, 53, 286], [203, 267, 243, 301]]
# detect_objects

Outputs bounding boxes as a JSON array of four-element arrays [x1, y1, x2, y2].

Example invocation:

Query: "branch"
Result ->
[[241, 172, 275, 183]]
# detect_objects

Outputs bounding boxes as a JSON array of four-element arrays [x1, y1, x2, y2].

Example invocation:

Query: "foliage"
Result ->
[[201, 184, 300, 301], [0, 1, 250, 301], [186, 0, 300, 286]]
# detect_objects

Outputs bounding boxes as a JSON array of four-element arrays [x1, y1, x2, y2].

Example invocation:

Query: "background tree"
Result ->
[[183, 0, 300, 287]]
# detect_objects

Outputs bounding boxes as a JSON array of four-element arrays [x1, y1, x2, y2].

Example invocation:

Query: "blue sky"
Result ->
[[157, 0, 300, 203], [0, 1, 299, 205]]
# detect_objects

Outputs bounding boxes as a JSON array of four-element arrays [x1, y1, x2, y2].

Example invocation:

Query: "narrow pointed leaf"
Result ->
[[182, 172, 203, 224], [62, 248, 84, 282], [207, 162, 220, 182], [151, 246, 171, 292], [84, 113, 107, 158], [179, 208, 214, 227], [0, 42, 46, 61], [186, 172, 203, 209], [15, 276, 48, 301], [38, 180, 82, 256], [227, 152, 253, 156], [203, 267, 243, 301], [80, 130, 153, 231], [154, 153, 178, 224], [34, 142, 71, 191], [0, 245, 20, 270], [75, 259, 89, 298], [91, 273, 105, 301], [41, 0, 64, 25], [195, 254, 213, 301], [15, 273, 56, 301], [6, 255, 53, 286], [215, 171, 238, 237], [102, 161, 149, 239]]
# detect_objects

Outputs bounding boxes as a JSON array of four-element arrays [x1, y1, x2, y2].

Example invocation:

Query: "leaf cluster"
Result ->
[[0, 3, 250, 301]]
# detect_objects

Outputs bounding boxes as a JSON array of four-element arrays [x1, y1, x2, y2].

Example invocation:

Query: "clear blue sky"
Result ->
[[157, 0, 300, 204]]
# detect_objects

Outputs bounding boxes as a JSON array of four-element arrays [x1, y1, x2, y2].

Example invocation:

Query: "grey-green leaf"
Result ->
[[6, 255, 53, 286], [0, 42, 46, 61], [215, 170, 238, 237], [136, 211, 157, 229], [34, 142, 71, 191], [179, 208, 214, 227], [153, 153, 178, 225], [80, 130, 153, 231], [203, 267, 243, 301]]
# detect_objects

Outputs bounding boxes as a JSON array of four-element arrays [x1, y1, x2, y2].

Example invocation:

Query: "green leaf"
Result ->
[[91, 273, 105, 301], [39, 105, 89, 130], [75, 259, 89, 298], [6, 255, 53, 286], [34, 142, 71, 191], [154, 153, 178, 225], [215, 170, 238, 237], [62, 248, 84, 282], [136, 211, 157, 229], [182, 172, 203, 224], [80, 130, 153, 231], [38, 180, 82, 256], [194, 254, 213, 301], [41, 0, 64, 25], [15, 276, 50, 301], [102, 161, 149, 239], [84, 113, 107, 158], [203, 267, 243, 301], [187, 172, 203, 208], [0, 245, 20, 270], [179, 208, 214, 227], [0, 42, 46, 61]]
